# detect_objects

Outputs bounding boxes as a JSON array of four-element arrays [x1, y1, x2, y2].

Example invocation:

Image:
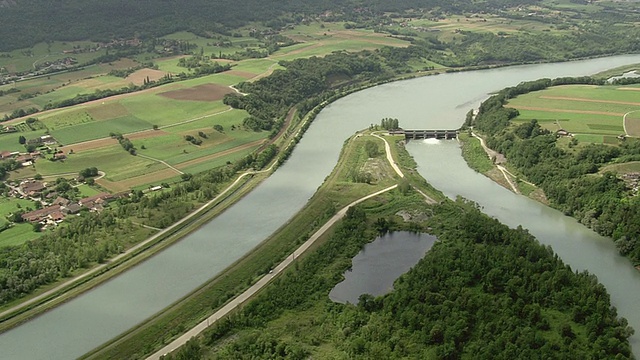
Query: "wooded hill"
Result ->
[[0, 0, 640, 66], [165, 197, 634, 359]]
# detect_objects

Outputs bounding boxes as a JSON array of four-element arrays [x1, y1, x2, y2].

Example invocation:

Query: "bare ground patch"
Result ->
[[625, 112, 640, 137], [60, 137, 118, 153], [126, 69, 168, 86], [128, 129, 170, 140], [159, 83, 234, 101]]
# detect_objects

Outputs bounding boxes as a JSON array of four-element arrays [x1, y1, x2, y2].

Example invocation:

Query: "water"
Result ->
[[1, 54, 640, 359], [329, 232, 437, 304]]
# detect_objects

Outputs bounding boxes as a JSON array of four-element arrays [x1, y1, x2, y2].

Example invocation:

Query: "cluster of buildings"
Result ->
[[19, 191, 124, 227]]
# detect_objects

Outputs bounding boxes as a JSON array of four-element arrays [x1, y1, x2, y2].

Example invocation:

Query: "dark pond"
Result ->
[[329, 232, 437, 304]]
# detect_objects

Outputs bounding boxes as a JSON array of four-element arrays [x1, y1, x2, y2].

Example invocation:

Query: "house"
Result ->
[[20, 180, 46, 196], [79, 193, 113, 211], [21, 205, 61, 223], [52, 196, 70, 206], [49, 211, 66, 222], [63, 203, 82, 214], [15, 154, 33, 163], [53, 151, 66, 160], [0, 150, 12, 159]]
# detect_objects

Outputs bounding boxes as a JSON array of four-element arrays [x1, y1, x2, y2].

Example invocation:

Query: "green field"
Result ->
[[0, 223, 42, 248], [508, 84, 640, 140]]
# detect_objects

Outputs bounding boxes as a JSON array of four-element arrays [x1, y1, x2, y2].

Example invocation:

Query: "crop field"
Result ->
[[0, 59, 141, 117], [507, 85, 640, 141], [277, 25, 410, 61]]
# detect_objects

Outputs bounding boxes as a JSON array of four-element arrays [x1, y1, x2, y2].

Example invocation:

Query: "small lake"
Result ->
[[329, 232, 437, 304]]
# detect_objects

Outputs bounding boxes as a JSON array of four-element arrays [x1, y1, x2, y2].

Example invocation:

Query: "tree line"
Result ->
[[471, 76, 640, 265], [164, 195, 633, 359]]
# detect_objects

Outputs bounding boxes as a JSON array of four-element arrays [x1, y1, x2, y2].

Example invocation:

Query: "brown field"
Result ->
[[506, 105, 625, 117], [225, 70, 257, 79], [158, 83, 234, 101], [539, 95, 640, 106], [87, 102, 131, 120], [60, 137, 118, 153], [126, 69, 168, 86], [618, 87, 640, 91], [624, 111, 640, 137], [128, 129, 170, 140]]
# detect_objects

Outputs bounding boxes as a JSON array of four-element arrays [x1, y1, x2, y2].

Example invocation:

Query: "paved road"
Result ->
[[148, 132, 423, 359], [147, 184, 397, 360], [0, 165, 272, 321]]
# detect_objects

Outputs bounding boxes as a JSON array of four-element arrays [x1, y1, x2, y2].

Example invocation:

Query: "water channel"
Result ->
[[1, 54, 640, 359], [329, 232, 437, 304]]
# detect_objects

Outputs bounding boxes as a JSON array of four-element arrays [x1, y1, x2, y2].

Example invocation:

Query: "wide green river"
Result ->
[[1, 55, 640, 359]]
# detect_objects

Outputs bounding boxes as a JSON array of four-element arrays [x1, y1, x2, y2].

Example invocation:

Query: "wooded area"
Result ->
[[164, 197, 633, 359], [472, 77, 640, 265]]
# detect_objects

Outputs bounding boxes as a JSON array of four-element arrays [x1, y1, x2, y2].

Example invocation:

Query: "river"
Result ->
[[1, 55, 639, 359]]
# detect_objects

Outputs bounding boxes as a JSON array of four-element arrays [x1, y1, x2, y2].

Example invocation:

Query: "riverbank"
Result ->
[[83, 131, 425, 359]]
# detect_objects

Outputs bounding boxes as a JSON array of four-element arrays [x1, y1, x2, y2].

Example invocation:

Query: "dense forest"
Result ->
[[2, 0, 640, 70], [0, 0, 540, 51], [164, 197, 633, 359], [471, 77, 640, 265]]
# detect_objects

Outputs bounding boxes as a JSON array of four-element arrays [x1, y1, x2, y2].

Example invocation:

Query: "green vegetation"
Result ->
[[471, 76, 640, 266], [459, 132, 494, 174], [164, 195, 633, 359], [83, 132, 403, 359]]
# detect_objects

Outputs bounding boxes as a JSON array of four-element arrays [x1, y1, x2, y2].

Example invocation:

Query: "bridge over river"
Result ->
[[390, 129, 459, 140]]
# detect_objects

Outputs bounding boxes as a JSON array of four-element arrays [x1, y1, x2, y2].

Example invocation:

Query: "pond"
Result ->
[[329, 232, 437, 304]]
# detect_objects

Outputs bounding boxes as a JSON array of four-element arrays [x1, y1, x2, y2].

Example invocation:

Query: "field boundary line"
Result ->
[[136, 154, 184, 175]]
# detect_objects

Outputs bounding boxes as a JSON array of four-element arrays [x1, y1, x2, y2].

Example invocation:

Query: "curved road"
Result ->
[[148, 184, 398, 359], [148, 133, 407, 359]]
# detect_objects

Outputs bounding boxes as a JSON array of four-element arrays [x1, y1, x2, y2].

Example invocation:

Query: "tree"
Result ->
[[365, 140, 379, 157], [18, 135, 26, 145]]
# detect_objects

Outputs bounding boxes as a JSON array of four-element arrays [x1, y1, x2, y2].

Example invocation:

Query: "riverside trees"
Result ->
[[165, 198, 633, 359]]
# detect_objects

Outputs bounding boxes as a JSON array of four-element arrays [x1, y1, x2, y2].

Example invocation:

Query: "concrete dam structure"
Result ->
[[389, 129, 460, 140]]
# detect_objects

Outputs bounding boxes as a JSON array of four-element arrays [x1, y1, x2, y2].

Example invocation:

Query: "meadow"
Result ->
[[507, 84, 640, 142]]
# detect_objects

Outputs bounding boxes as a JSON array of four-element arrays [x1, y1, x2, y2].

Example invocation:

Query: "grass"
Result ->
[[83, 130, 411, 359], [34, 145, 163, 181], [0, 223, 41, 248], [601, 161, 640, 174], [459, 133, 494, 174], [508, 84, 640, 139], [51, 116, 153, 144]]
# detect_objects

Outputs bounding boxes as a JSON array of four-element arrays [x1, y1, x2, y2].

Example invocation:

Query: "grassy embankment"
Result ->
[[82, 131, 439, 359]]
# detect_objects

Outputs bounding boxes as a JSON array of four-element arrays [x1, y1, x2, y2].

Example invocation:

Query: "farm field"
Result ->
[[506, 84, 640, 142], [276, 24, 410, 61], [0, 59, 140, 118], [0, 223, 42, 248]]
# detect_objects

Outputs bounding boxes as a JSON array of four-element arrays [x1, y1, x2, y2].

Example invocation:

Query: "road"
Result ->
[[148, 132, 430, 359], [147, 184, 397, 360], [0, 165, 273, 321]]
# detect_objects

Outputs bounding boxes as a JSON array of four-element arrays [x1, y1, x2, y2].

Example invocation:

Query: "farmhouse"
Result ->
[[20, 180, 46, 196], [21, 205, 61, 223], [79, 193, 114, 211]]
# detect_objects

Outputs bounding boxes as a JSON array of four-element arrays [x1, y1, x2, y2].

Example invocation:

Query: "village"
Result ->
[[0, 133, 130, 233]]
